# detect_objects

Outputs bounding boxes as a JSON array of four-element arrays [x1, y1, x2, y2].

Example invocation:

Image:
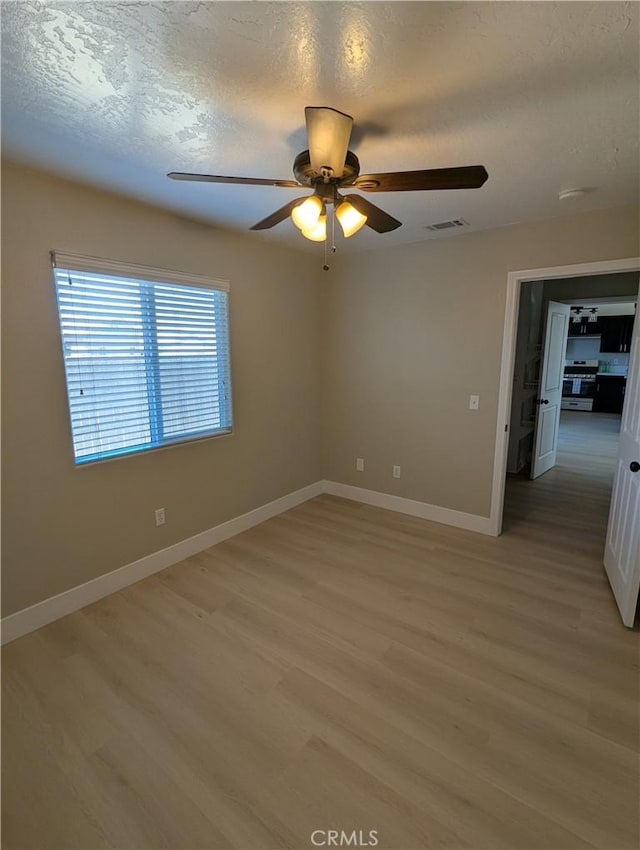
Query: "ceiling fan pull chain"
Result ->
[[331, 205, 337, 254], [322, 205, 338, 271]]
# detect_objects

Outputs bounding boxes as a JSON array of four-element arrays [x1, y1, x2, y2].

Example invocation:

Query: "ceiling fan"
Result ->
[[168, 106, 488, 244]]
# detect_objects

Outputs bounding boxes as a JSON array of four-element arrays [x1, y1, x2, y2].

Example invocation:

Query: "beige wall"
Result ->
[[3, 160, 639, 619], [1, 163, 323, 616], [323, 206, 640, 516]]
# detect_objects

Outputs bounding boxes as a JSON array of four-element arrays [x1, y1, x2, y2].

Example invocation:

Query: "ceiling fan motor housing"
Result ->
[[293, 149, 361, 188]]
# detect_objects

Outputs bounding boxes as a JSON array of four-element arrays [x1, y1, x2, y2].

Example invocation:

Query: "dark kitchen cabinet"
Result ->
[[568, 317, 603, 337], [599, 315, 635, 353], [594, 375, 626, 414], [620, 315, 635, 352]]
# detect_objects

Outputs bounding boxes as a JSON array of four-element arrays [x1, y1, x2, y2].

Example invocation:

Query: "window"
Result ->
[[52, 252, 232, 464]]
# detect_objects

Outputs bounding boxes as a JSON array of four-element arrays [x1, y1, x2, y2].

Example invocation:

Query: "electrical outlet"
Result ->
[[356, 457, 365, 472], [469, 394, 480, 410], [393, 465, 401, 479], [155, 507, 165, 526]]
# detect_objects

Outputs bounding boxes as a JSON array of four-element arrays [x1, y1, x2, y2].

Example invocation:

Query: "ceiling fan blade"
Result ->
[[305, 107, 353, 178], [354, 165, 488, 192], [342, 194, 402, 233], [250, 198, 304, 231], [168, 172, 300, 188]]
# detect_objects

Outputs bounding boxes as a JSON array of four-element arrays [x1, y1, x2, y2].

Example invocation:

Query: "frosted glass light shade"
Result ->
[[291, 196, 323, 230], [336, 200, 367, 237], [301, 214, 327, 242], [305, 107, 353, 176]]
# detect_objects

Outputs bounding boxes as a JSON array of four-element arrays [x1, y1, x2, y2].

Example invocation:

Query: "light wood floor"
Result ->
[[2, 412, 638, 850]]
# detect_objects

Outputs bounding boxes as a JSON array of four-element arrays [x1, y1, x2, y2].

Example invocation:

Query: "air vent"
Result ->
[[425, 218, 469, 232]]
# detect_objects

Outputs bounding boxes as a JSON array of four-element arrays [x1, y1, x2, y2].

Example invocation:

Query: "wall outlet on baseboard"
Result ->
[[393, 465, 401, 479], [356, 457, 365, 472], [155, 508, 166, 526]]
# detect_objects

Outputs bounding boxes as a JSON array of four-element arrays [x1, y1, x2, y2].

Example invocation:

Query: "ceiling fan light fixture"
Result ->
[[301, 213, 327, 242], [305, 106, 353, 176], [336, 199, 367, 238], [291, 195, 323, 230], [169, 108, 489, 249]]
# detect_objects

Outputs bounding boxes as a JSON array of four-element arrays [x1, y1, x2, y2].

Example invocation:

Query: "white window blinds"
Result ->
[[52, 253, 232, 464]]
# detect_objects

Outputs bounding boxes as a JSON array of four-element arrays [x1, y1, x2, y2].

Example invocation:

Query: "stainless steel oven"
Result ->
[[561, 359, 598, 411]]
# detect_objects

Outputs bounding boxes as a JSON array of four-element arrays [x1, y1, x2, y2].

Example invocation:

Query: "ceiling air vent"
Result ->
[[425, 218, 468, 232]]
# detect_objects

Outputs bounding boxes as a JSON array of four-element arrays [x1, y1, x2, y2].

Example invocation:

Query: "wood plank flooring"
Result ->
[[2, 412, 638, 850]]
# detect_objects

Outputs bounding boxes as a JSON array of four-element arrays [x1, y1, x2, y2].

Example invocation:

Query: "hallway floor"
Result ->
[[504, 410, 622, 564]]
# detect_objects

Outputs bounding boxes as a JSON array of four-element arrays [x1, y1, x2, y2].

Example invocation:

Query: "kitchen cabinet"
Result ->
[[599, 315, 635, 353], [594, 375, 626, 414], [568, 317, 603, 337], [620, 315, 635, 351]]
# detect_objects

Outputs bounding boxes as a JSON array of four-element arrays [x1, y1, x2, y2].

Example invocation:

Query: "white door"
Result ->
[[604, 314, 640, 627], [531, 301, 570, 479]]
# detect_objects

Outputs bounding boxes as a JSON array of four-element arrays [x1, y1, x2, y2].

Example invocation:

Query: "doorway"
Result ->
[[490, 259, 640, 625], [491, 258, 640, 535], [507, 290, 635, 483]]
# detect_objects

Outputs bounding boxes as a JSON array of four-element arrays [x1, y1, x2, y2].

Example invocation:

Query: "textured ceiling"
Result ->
[[2, 1, 639, 254]]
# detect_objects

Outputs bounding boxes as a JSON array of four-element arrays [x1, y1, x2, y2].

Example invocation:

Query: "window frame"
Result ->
[[51, 251, 233, 466]]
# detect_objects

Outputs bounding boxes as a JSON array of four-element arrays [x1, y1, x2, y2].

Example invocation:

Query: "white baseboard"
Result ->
[[322, 480, 495, 536], [1, 481, 323, 645], [2, 478, 493, 644]]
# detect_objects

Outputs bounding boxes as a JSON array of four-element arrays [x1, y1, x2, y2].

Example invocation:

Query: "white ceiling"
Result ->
[[2, 2, 638, 254]]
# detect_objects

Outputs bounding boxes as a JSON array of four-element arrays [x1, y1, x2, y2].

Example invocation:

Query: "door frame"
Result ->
[[489, 256, 640, 537]]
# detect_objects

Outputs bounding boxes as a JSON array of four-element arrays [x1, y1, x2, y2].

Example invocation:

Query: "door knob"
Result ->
[[537, 398, 549, 405], [630, 461, 640, 473]]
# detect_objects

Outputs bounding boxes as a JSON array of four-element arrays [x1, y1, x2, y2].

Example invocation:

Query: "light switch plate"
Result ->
[[469, 395, 480, 410]]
